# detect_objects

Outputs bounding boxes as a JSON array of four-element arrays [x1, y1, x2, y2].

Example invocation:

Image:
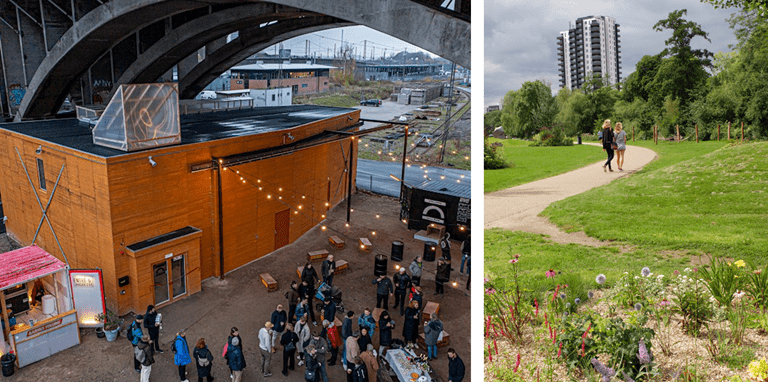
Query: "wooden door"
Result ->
[[274, 209, 290, 250]]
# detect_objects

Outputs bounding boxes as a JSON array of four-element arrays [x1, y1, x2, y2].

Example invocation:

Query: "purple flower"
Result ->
[[485, 288, 496, 295], [673, 270, 680, 276], [622, 371, 636, 382], [637, 340, 651, 364], [545, 269, 556, 278], [484, 278, 489, 283], [591, 358, 616, 381], [575, 298, 581, 305], [509, 259, 518, 264], [560, 293, 566, 299], [588, 291, 595, 299], [514, 253, 520, 259], [641, 267, 651, 277], [634, 303, 642, 311], [596, 274, 606, 285], [659, 300, 671, 307]]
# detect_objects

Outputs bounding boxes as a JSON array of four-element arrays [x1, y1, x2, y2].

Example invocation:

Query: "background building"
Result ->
[[230, 63, 335, 95], [557, 15, 621, 90]]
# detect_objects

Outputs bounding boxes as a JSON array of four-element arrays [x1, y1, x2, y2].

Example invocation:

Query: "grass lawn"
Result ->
[[542, 141, 768, 267], [484, 138, 602, 193]]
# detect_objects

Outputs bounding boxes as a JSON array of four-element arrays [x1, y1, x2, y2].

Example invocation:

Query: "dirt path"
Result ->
[[483, 143, 658, 246]]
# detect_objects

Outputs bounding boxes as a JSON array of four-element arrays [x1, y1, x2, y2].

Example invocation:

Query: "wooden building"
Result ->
[[0, 105, 360, 315], [229, 63, 335, 95]]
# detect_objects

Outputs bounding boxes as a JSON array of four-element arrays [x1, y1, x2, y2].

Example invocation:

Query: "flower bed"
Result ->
[[485, 255, 768, 382]]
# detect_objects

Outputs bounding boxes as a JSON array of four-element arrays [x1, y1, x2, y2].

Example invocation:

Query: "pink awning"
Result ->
[[0, 245, 67, 290]]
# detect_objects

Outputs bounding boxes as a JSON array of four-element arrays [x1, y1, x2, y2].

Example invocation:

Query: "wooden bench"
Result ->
[[260, 273, 278, 292], [296, 266, 304, 278], [417, 331, 450, 348], [359, 237, 372, 252], [335, 260, 348, 274], [307, 249, 330, 262], [329, 236, 345, 249], [422, 301, 440, 323]]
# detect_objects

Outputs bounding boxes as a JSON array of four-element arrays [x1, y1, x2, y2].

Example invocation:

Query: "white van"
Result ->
[[197, 91, 217, 100]]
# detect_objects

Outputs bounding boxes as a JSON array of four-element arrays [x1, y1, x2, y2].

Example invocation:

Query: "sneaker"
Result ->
[[230, 374, 234, 379], [135, 369, 141, 373], [298, 360, 305, 366], [603, 165, 607, 172], [313, 321, 317, 326], [157, 349, 165, 354], [282, 371, 288, 377], [264, 373, 272, 377]]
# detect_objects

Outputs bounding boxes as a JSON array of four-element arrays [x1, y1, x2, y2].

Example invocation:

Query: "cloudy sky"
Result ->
[[484, 0, 740, 107], [262, 26, 434, 60]]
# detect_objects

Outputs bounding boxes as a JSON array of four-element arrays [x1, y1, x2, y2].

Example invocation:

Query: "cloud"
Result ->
[[484, 0, 739, 107]]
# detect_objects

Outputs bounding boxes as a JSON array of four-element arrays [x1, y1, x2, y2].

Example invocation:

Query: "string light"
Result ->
[[321, 226, 327, 230], [321, 215, 326, 218], [236, 170, 240, 174], [375, 215, 380, 218], [267, 195, 272, 199], [223, 167, 227, 171], [371, 231, 376, 236], [345, 223, 350, 227], [279, 187, 283, 192]]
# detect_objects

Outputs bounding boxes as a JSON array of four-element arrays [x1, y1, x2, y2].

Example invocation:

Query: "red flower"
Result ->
[[513, 353, 521, 372], [557, 342, 562, 357]]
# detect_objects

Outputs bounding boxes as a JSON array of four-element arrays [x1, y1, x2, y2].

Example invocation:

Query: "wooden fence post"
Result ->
[[742, 122, 744, 141], [718, 124, 720, 141], [728, 121, 731, 140], [696, 124, 698, 143], [654, 125, 658, 145], [632, 126, 635, 141], [676, 125, 680, 142]]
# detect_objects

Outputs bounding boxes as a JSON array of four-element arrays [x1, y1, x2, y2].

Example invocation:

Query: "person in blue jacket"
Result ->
[[227, 337, 246, 382], [129, 315, 145, 373], [173, 329, 192, 382]]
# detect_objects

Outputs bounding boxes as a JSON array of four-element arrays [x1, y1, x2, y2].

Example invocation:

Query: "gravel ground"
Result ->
[[2, 192, 470, 382], [483, 143, 658, 246]]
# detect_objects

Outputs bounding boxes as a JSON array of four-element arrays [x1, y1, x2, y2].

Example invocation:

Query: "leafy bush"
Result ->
[[530, 126, 574, 147], [592, 315, 655, 378], [746, 263, 768, 310], [557, 314, 598, 370], [698, 256, 745, 308], [484, 139, 511, 169], [670, 273, 712, 336], [484, 255, 532, 342]]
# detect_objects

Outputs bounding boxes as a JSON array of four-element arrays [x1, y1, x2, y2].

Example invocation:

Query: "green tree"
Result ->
[[484, 110, 503, 135], [623, 55, 662, 103], [500, 81, 558, 138], [700, 0, 768, 15], [650, 10, 713, 109]]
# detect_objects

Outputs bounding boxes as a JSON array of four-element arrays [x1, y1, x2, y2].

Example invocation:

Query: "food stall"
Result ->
[[0, 245, 80, 367]]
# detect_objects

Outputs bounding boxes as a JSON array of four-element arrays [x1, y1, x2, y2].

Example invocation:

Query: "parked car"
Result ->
[[197, 91, 217, 100], [360, 99, 382, 107]]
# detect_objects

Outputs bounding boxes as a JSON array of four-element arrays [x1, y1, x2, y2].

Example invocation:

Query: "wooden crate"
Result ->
[[307, 249, 330, 262], [422, 301, 440, 322], [359, 237, 372, 252], [335, 260, 348, 274], [426, 223, 445, 238], [260, 273, 278, 292], [417, 331, 450, 348], [329, 236, 345, 249], [296, 266, 303, 278]]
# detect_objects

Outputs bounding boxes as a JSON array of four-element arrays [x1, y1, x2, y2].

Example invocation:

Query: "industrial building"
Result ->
[[0, 84, 359, 315], [557, 15, 622, 90], [229, 62, 335, 96]]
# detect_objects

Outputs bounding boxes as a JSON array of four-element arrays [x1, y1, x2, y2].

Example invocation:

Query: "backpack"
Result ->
[[127, 322, 136, 342], [197, 355, 210, 368], [134, 346, 146, 363]]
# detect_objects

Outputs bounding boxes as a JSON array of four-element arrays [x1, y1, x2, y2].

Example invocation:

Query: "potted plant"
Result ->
[[96, 310, 121, 342]]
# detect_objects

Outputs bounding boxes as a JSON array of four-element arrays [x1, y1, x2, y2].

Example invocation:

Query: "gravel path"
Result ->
[[483, 143, 658, 246]]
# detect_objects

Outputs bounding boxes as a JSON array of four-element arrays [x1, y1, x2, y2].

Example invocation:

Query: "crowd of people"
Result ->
[[127, 236, 469, 382]]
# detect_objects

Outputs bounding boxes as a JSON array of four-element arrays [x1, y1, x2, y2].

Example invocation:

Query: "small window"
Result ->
[[272, 94, 276, 101], [301, 84, 308, 88], [37, 158, 46, 191]]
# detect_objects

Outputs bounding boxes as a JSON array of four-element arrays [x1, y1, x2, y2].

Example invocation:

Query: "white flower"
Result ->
[[634, 276, 640, 280], [733, 290, 746, 299], [684, 267, 691, 273], [657, 274, 664, 279], [624, 272, 629, 275], [648, 273, 653, 277]]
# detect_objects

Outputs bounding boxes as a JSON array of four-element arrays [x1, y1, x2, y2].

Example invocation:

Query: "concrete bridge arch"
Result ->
[[0, 0, 470, 120]]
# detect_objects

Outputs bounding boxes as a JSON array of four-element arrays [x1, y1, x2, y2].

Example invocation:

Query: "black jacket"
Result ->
[[341, 317, 353, 340], [281, 330, 299, 349], [271, 310, 288, 332], [448, 355, 465, 382], [353, 363, 369, 382], [378, 316, 393, 346], [193, 346, 214, 376], [436, 262, 450, 282], [143, 311, 158, 329], [323, 301, 337, 321], [602, 127, 615, 149], [301, 267, 319, 289], [393, 273, 411, 291], [321, 259, 335, 279], [357, 334, 372, 351], [372, 277, 393, 295]]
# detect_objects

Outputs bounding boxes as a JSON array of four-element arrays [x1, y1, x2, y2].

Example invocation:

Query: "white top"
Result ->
[[259, 327, 273, 350]]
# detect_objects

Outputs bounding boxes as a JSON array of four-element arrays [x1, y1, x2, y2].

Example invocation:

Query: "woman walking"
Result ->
[[614, 122, 627, 171], [226, 337, 246, 382], [281, 322, 299, 376], [295, 316, 312, 366], [192, 338, 214, 382], [402, 300, 420, 345], [224, 327, 244, 379], [173, 330, 192, 382], [601, 119, 615, 172]]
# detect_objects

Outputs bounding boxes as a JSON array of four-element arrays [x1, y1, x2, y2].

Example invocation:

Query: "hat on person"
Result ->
[[265, 321, 274, 328], [399, 268, 406, 273], [352, 330, 360, 338], [136, 314, 144, 320]]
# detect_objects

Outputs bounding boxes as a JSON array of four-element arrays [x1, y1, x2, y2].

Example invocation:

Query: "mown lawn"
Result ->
[[484, 138, 602, 193], [542, 141, 768, 267]]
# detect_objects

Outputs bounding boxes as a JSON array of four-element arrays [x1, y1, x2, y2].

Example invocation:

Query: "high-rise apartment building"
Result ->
[[557, 16, 621, 90]]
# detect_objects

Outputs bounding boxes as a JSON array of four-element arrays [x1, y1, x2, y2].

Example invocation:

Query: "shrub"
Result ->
[[698, 256, 745, 309], [670, 274, 712, 336], [484, 139, 511, 169], [530, 126, 574, 147]]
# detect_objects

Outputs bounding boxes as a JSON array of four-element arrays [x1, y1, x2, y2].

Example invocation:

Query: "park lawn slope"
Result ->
[[542, 141, 768, 266], [484, 138, 602, 193]]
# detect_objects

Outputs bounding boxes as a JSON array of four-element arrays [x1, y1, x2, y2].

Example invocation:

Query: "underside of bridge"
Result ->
[[0, 0, 470, 121]]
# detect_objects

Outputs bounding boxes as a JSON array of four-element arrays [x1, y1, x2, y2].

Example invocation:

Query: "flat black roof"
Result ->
[[127, 226, 201, 252], [0, 105, 355, 158]]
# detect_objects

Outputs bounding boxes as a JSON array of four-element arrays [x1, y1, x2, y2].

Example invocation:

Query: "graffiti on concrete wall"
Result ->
[[8, 84, 26, 107]]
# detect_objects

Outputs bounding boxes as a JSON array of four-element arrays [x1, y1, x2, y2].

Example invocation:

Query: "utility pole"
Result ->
[[439, 62, 457, 163], [363, 40, 367, 60]]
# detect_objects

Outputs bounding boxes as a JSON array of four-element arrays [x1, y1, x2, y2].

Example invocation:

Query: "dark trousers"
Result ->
[[148, 327, 161, 350], [283, 348, 296, 373], [288, 304, 297, 324], [179, 365, 187, 380], [133, 345, 141, 371], [198, 376, 214, 382], [308, 301, 317, 323], [605, 148, 615, 169], [324, 275, 334, 286], [328, 347, 338, 365], [376, 293, 389, 309], [411, 276, 421, 286], [393, 290, 407, 314], [436, 280, 444, 295]]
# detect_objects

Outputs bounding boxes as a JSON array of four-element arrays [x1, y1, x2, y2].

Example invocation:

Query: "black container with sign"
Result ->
[[391, 241, 404, 262], [374, 254, 388, 276], [423, 241, 437, 262]]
